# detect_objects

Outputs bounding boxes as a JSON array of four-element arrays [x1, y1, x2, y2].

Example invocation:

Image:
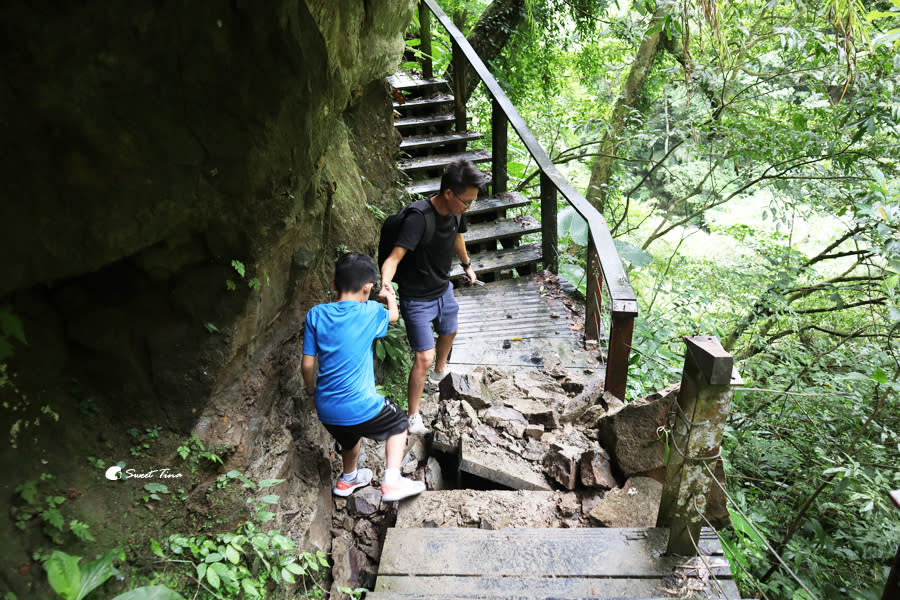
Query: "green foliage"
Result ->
[[14, 476, 96, 545], [226, 260, 267, 293], [146, 477, 328, 600], [176, 435, 225, 473], [374, 315, 414, 410], [43, 549, 125, 600]]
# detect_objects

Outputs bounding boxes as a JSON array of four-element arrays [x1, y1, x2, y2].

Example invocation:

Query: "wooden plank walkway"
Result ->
[[449, 274, 599, 371], [372, 527, 742, 599]]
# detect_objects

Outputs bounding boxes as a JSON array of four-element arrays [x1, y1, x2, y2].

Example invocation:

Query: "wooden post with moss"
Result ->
[[657, 335, 741, 556]]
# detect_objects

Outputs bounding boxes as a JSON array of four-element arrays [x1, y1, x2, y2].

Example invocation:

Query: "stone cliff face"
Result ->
[[0, 0, 414, 581]]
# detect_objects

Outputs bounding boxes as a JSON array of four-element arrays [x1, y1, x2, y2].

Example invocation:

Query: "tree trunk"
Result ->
[[444, 0, 528, 105], [586, 10, 665, 213]]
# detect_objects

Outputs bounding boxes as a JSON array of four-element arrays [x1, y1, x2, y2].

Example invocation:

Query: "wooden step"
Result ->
[[367, 594, 681, 600], [398, 149, 492, 173], [375, 527, 741, 599], [406, 173, 494, 197], [400, 131, 483, 151], [463, 215, 540, 246], [393, 93, 455, 111], [388, 73, 450, 91], [465, 192, 530, 217], [394, 113, 456, 129], [449, 244, 542, 279]]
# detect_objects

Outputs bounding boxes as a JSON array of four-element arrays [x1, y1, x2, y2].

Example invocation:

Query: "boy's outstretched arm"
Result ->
[[300, 354, 317, 409], [378, 282, 400, 323]]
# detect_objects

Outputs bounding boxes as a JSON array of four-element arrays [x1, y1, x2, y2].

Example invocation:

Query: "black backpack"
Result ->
[[377, 199, 438, 267]]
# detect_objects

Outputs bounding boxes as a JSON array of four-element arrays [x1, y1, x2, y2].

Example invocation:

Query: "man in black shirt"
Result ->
[[380, 159, 485, 434]]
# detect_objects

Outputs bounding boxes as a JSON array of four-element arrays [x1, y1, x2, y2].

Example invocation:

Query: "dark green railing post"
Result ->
[[492, 97, 507, 195], [540, 172, 558, 273], [418, 1, 433, 79], [658, 336, 740, 556], [452, 39, 466, 132]]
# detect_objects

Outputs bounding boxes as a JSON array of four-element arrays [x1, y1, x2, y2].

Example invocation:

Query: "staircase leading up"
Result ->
[[388, 73, 541, 282]]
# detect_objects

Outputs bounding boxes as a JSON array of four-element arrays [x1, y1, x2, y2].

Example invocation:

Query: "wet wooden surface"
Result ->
[[375, 527, 742, 599], [450, 275, 599, 370]]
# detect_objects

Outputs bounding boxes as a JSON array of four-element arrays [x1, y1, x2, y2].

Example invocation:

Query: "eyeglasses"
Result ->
[[450, 189, 475, 209]]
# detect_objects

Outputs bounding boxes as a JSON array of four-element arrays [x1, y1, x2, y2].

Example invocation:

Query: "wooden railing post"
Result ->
[[418, 1, 433, 79], [584, 241, 602, 342], [540, 172, 558, 273], [658, 336, 740, 556], [604, 308, 635, 401], [492, 97, 507, 195]]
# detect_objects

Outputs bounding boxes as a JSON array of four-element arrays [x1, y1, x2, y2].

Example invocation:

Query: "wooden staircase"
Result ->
[[369, 492, 742, 600], [388, 72, 542, 282]]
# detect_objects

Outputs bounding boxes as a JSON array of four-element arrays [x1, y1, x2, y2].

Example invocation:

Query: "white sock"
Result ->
[[340, 469, 358, 482], [383, 468, 401, 483]]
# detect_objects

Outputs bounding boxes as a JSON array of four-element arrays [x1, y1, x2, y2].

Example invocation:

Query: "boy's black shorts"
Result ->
[[322, 399, 408, 450]]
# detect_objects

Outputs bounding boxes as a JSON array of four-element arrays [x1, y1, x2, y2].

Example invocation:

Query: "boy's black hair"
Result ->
[[334, 252, 378, 294], [440, 158, 487, 196]]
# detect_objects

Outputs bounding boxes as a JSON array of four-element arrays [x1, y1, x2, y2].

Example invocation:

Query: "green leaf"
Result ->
[[280, 567, 296, 584], [259, 494, 280, 505], [206, 566, 220, 589], [241, 579, 261, 598], [76, 549, 124, 600], [150, 539, 165, 558], [613, 239, 653, 268], [225, 545, 240, 565], [110, 585, 188, 600], [258, 479, 285, 488], [557, 206, 589, 246], [231, 260, 246, 277], [871, 367, 889, 384], [204, 552, 223, 563], [44, 551, 82, 600], [196, 563, 207, 581], [285, 562, 305, 575], [143, 483, 169, 495]]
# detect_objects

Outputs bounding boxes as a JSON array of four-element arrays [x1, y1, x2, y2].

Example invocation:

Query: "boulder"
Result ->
[[580, 445, 618, 489], [596, 384, 679, 477], [439, 372, 493, 409], [348, 486, 382, 516], [587, 476, 663, 527], [425, 456, 446, 491], [502, 396, 560, 430], [542, 443, 583, 490], [482, 405, 528, 438]]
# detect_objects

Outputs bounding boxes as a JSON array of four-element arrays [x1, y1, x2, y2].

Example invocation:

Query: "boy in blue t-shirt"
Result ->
[[301, 253, 425, 502]]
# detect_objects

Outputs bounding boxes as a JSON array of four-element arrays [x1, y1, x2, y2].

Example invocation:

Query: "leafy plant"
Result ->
[[176, 435, 225, 473], [43, 549, 124, 600]]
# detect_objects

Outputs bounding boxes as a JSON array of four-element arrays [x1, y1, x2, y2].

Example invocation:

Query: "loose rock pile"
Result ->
[[325, 365, 728, 596]]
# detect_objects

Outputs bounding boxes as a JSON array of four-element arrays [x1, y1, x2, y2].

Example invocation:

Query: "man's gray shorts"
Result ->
[[399, 284, 459, 352]]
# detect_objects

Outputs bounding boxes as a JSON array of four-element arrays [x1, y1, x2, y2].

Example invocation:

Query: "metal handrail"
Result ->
[[421, 0, 638, 399]]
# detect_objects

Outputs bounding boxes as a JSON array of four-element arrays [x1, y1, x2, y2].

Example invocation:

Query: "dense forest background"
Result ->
[[416, 0, 900, 597]]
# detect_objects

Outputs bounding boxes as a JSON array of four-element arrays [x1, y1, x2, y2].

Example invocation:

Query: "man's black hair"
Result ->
[[334, 252, 378, 294], [440, 158, 487, 196]]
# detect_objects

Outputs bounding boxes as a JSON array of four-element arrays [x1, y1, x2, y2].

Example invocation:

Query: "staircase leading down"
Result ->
[[388, 72, 542, 283], [367, 491, 743, 600]]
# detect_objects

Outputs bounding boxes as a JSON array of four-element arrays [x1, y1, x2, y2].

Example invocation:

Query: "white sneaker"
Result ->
[[381, 476, 426, 501], [428, 369, 449, 385], [407, 412, 427, 435], [332, 468, 373, 497]]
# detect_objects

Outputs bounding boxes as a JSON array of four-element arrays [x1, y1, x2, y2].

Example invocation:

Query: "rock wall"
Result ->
[[0, 0, 415, 591]]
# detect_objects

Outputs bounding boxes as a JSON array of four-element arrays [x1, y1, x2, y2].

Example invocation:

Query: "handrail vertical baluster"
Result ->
[[540, 172, 558, 273], [492, 97, 507, 195], [585, 241, 602, 342], [418, 1, 433, 80], [451, 39, 466, 132]]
